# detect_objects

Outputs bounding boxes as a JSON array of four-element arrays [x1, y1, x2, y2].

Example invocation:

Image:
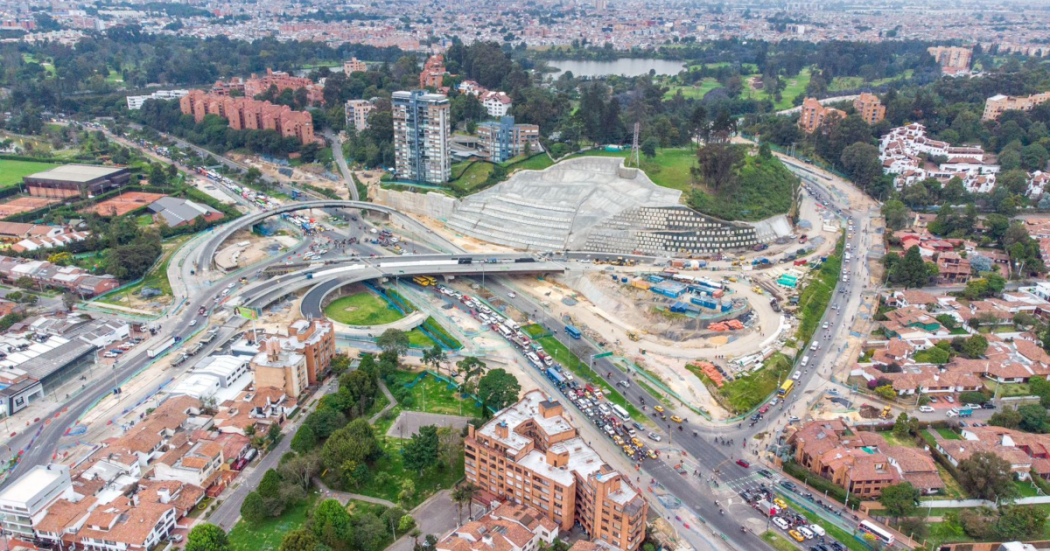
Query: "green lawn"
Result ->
[[570, 148, 697, 194], [421, 316, 463, 349], [0, 159, 59, 188], [664, 78, 723, 99], [878, 430, 919, 448], [358, 417, 465, 508], [935, 427, 961, 440], [708, 353, 793, 414], [96, 234, 191, 305], [136, 214, 153, 226], [761, 531, 799, 551], [506, 154, 554, 173], [449, 162, 496, 194], [747, 67, 812, 110], [528, 328, 647, 423], [325, 292, 405, 326], [827, 70, 913, 92], [389, 370, 484, 417], [983, 380, 1030, 397], [228, 490, 319, 551], [407, 328, 436, 348]]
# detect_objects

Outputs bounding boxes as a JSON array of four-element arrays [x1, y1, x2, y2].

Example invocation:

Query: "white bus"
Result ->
[[611, 404, 631, 420], [859, 521, 894, 545]]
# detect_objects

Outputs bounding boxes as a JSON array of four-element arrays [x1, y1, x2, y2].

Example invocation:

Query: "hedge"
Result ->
[[782, 460, 860, 509]]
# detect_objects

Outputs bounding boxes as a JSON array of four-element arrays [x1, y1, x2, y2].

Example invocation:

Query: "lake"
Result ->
[[547, 58, 686, 78]]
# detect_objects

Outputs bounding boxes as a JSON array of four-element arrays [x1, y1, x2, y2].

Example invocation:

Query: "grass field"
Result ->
[[747, 67, 812, 110], [228, 490, 319, 551], [389, 370, 484, 417], [449, 162, 495, 194], [665, 78, 723, 99], [506, 154, 554, 173], [407, 327, 436, 348], [571, 148, 696, 194], [761, 531, 798, 551], [325, 292, 405, 326], [96, 234, 191, 305], [0, 159, 58, 188], [709, 353, 793, 414], [827, 70, 913, 92]]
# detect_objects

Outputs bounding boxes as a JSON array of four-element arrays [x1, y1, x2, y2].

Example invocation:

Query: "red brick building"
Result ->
[[179, 91, 316, 145]]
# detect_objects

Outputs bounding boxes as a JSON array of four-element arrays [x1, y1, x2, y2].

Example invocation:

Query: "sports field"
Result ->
[[0, 160, 58, 188]]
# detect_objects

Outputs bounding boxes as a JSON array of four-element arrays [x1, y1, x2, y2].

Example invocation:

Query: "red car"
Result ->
[[759, 405, 770, 414], [736, 459, 751, 468]]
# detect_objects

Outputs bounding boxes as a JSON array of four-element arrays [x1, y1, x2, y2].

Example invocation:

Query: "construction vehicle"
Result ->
[[881, 406, 892, 419], [627, 332, 639, 342]]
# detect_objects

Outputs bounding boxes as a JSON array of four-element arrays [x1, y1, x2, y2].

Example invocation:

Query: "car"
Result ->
[[772, 517, 790, 530], [982, 403, 997, 409], [171, 535, 184, 543], [618, 380, 630, 388], [759, 405, 770, 414], [736, 459, 750, 468], [189, 319, 197, 327], [822, 322, 829, 329], [648, 432, 662, 442], [633, 422, 644, 431], [919, 405, 935, 413], [670, 415, 683, 423], [647, 449, 658, 459], [788, 530, 805, 542], [946, 396, 955, 404], [773, 498, 787, 509], [929, 396, 939, 403], [507, 292, 517, 298], [654, 405, 665, 413], [809, 524, 826, 537], [797, 526, 814, 539]]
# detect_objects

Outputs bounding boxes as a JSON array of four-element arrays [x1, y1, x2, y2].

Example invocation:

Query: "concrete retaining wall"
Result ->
[[375, 188, 457, 220]]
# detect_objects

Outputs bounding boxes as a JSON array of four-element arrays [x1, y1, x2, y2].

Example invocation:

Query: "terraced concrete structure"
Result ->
[[444, 157, 790, 254]]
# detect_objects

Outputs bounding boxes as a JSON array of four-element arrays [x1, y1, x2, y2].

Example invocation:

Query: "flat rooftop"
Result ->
[[0, 465, 66, 504], [27, 165, 126, 183]]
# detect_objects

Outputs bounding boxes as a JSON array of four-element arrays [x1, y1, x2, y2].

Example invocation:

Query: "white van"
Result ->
[[809, 524, 826, 537], [797, 526, 814, 540], [800, 356, 810, 368], [919, 405, 935, 413], [810, 341, 819, 351], [598, 404, 611, 416]]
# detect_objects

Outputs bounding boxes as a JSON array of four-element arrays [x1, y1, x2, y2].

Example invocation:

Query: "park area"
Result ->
[[0, 159, 59, 188], [325, 291, 406, 326]]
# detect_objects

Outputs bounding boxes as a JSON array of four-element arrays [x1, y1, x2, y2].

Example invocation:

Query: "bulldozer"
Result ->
[[627, 332, 640, 342], [881, 405, 893, 419]]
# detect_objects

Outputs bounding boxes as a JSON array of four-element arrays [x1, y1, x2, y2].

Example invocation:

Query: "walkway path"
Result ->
[[370, 381, 397, 424], [325, 130, 359, 201], [313, 477, 398, 508], [333, 311, 428, 338]]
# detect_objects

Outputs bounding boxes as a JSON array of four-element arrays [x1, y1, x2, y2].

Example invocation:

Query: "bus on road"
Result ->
[[565, 326, 582, 339], [611, 404, 631, 420], [859, 521, 894, 545], [778, 380, 795, 398]]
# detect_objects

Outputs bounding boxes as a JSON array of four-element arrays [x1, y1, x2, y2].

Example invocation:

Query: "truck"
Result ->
[[201, 329, 218, 344], [148, 337, 176, 358], [753, 243, 769, 252], [188, 343, 204, 356]]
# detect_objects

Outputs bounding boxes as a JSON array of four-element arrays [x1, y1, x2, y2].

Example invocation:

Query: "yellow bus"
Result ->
[[412, 276, 435, 286], [778, 380, 795, 398]]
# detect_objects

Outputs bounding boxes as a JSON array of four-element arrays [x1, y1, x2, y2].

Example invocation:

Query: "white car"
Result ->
[[919, 405, 935, 413], [809, 525, 826, 537], [507, 292, 517, 298], [189, 319, 198, 327], [772, 517, 790, 530]]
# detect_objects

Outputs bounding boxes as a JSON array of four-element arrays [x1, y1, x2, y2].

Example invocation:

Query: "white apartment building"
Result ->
[[125, 90, 189, 110], [0, 464, 76, 539]]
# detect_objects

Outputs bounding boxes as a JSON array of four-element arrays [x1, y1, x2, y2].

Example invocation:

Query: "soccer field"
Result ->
[[0, 160, 58, 189]]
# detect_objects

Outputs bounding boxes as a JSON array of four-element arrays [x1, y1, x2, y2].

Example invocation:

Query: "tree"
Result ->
[[280, 452, 321, 491], [453, 482, 479, 522], [881, 199, 909, 231], [640, 137, 658, 160], [892, 413, 912, 437], [321, 419, 380, 473], [1018, 403, 1050, 433], [62, 292, 78, 311], [330, 354, 351, 374], [990, 406, 1023, 430], [244, 167, 263, 186], [186, 524, 230, 551], [957, 451, 1018, 502], [399, 479, 416, 509], [378, 328, 410, 357], [403, 425, 440, 475], [457, 356, 487, 394], [874, 385, 897, 401], [888, 246, 930, 288], [240, 491, 269, 524], [962, 335, 988, 359], [841, 142, 883, 191], [290, 424, 317, 454], [995, 505, 1047, 540], [312, 499, 353, 549], [477, 369, 521, 413], [879, 482, 919, 521], [268, 422, 282, 442], [280, 529, 319, 551], [422, 344, 448, 374], [258, 469, 283, 500]]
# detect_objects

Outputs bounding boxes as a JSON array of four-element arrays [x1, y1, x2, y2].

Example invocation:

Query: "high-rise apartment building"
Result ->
[[392, 91, 451, 184], [344, 58, 368, 75], [982, 92, 1050, 121], [465, 391, 648, 551], [346, 99, 375, 131], [477, 117, 541, 163], [852, 93, 886, 125], [798, 97, 846, 134], [927, 46, 973, 74]]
